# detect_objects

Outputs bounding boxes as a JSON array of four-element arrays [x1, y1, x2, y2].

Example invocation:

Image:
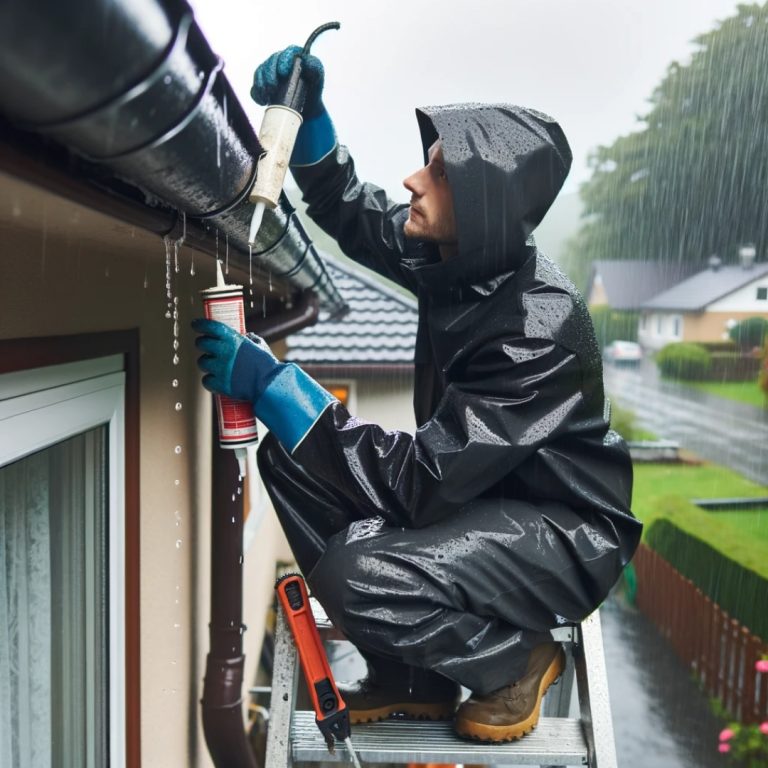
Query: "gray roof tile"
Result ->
[[590, 260, 696, 310], [285, 255, 418, 366], [641, 263, 768, 311]]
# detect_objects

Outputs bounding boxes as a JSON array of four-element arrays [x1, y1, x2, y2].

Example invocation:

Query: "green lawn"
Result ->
[[632, 462, 768, 533], [716, 509, 768, 543], [686, 380, 767, 408]]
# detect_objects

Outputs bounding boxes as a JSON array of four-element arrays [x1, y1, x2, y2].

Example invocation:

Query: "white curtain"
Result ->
[[0, 451, 53, 768]]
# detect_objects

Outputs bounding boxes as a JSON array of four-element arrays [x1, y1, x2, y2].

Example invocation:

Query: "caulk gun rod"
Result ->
[[344, 737, 363, 768]]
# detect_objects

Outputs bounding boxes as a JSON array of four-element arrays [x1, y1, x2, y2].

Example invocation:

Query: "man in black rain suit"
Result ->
[[193, 46, 642, 742]]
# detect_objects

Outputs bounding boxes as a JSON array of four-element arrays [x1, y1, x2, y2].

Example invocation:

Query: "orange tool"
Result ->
[[275, 574, 363, 768]]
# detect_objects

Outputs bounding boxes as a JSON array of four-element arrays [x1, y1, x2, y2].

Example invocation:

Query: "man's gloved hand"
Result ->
[[192, 318, 283, 403], [250, 45, 336, 166], [192, 317, 336, 453]]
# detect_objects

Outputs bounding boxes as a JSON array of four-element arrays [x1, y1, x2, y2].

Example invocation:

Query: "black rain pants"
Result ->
[[258, 433, 622, 694]]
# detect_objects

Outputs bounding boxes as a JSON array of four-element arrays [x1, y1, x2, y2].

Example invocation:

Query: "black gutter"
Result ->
[[0, 0, 346, 317]]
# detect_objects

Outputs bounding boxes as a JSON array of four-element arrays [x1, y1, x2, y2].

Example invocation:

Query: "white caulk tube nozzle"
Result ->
[[235, 447, 247, 478], [215, 256, 226, 287], [248, 201, 266, 246]]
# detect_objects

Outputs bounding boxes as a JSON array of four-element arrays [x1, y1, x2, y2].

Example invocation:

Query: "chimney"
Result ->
[[738, 243, 757, 270]]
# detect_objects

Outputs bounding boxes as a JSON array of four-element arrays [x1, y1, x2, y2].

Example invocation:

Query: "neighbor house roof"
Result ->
[[588, 260, 696, 310], [641, 263, 768, 312], [285, 255, 418, 368]]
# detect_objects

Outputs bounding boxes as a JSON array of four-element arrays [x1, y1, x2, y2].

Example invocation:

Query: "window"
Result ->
[[0, 355, 127, 768], [757, 286, 767, 301], [672, 315, 682, 337], [656, 315, 663, 334]]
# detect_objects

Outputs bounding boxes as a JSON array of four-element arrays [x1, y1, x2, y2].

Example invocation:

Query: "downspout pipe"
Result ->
[[202, 413, 257, 768], [0, 0, 346, 317], [201, 297, 319, 768]]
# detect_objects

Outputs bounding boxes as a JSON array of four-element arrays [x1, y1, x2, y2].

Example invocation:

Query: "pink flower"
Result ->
[[719, 728, 735, 741], [756, 659, 768, 673], [718, 743, 731, 753], [760, 721, 768, 736]]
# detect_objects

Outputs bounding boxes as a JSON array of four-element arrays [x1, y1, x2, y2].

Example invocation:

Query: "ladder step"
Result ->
[[290, 711, 588, 765]]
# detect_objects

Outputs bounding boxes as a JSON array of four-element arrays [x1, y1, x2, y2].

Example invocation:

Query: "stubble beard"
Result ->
[[404, 214, 456, 246]]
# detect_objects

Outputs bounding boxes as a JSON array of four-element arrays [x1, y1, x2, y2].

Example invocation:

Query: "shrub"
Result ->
[[728, 316, 768, 352], [589, 306, 639, 349], [760, 339, 768, 399], [655, 342, 712, 380], [644, 507, 768, 639], [609, 403, 637, 441]]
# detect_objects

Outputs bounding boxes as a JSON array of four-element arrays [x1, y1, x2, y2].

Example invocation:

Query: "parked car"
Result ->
[[603, 340, 643, 366]]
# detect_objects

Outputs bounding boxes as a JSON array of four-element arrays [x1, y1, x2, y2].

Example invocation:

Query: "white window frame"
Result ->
[[0, 355, 126, 768]]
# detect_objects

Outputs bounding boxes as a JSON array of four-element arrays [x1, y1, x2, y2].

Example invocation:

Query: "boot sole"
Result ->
[[350, 701, 458, 725], [454, 648, 566, 743]]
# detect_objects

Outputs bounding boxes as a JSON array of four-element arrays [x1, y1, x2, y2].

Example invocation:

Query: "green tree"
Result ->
[[565, 4, 768, 280]]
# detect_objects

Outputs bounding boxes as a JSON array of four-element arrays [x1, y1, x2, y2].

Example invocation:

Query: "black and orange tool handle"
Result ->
[[275, 574, 350, 747]]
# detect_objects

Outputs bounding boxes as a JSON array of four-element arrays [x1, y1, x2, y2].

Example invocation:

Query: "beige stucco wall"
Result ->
[[0, 173, 288, 767], [683, 310, 768, 343], [354, 377, 417, 432]]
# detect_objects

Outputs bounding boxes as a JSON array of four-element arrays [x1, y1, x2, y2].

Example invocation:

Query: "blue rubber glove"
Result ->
[[193, 318, 335, 452], [250, 45, 336, 166]]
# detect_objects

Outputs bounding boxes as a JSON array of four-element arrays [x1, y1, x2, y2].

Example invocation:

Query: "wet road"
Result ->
[[601, 592, 725, 768], [603, 360, 768, 485]]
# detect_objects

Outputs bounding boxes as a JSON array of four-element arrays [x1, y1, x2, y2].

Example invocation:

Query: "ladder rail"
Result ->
[[575, 610, 618, 768]]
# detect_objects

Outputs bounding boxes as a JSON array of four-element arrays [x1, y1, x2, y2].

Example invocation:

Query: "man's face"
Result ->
[[403, 140, 458, 248]]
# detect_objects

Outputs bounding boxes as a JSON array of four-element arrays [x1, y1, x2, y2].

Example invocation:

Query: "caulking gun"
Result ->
[[248, 22, 340, 246]]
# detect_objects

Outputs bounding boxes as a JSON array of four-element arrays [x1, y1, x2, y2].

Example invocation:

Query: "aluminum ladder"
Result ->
[[265, 598, 618, 767]]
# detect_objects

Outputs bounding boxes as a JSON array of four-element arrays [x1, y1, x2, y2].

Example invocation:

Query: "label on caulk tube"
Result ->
[[201, 267, 259, 451]]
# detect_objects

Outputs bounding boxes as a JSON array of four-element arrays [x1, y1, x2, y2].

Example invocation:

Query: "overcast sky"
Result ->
[[191, 0, 740, 201]]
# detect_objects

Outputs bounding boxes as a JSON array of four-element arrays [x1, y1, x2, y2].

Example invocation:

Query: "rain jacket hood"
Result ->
[[409, 104, 572, 289]]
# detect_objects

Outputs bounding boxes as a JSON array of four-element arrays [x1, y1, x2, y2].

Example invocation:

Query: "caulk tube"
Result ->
[[248, 105, 303, 243], [201, 261, 258, 476]]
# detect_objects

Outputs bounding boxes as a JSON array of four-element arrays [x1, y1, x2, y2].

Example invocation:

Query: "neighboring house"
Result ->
[[586, 260, 695, 311], [639, 259, 768, 350], [284, 255, 418, 434]]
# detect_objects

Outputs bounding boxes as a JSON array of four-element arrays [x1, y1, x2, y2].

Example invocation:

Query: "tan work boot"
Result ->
[[339, 655, 461, 724], [454, 642, 565, 742]]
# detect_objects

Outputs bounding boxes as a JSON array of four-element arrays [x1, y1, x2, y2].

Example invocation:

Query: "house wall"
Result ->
[[354, 376, 417, 432], [0, 174, 287, 767], [639, 309, 768, 349], [587, 274, 608, 307]]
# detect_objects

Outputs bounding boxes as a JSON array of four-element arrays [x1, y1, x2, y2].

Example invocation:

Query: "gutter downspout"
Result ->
[[202, 417, 257, 768], [202, 299, 320, 768], [0, 0, 346, 317]]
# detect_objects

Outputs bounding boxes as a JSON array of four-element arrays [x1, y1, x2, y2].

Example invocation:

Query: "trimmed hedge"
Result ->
[[644, 501, 768, 639], [728, 316, 768, 351], [656, 342, 711, 380]]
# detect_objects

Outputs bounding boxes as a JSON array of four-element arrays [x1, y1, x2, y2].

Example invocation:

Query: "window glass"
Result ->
[[0, 428, 109, 768]]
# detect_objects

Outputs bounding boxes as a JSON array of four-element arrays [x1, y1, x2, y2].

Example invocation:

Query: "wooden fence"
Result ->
[[633, 543, 768, 724]]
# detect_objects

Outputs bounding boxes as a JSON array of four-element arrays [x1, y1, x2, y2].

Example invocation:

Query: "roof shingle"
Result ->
[[285, 256, 418, 366]]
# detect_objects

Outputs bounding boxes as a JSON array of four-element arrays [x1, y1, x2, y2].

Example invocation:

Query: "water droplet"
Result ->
[[175, 540, 182, 549], [172, 354, 179, 365], [163, 74, 172, 85], [174, 445, 182, 454], [175, 402, 182, 411], [165, 309, 172, 319], [174, 479, 180, 486], [231, 516, 236, 524], [237, 487, 242, 495], [172, 379, 179, 388], [231, 493, 236, 502], [173, 339, 179, 351]]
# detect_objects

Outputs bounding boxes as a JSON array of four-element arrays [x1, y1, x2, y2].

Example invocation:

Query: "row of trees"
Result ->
[[564, 3, 768, 285]]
